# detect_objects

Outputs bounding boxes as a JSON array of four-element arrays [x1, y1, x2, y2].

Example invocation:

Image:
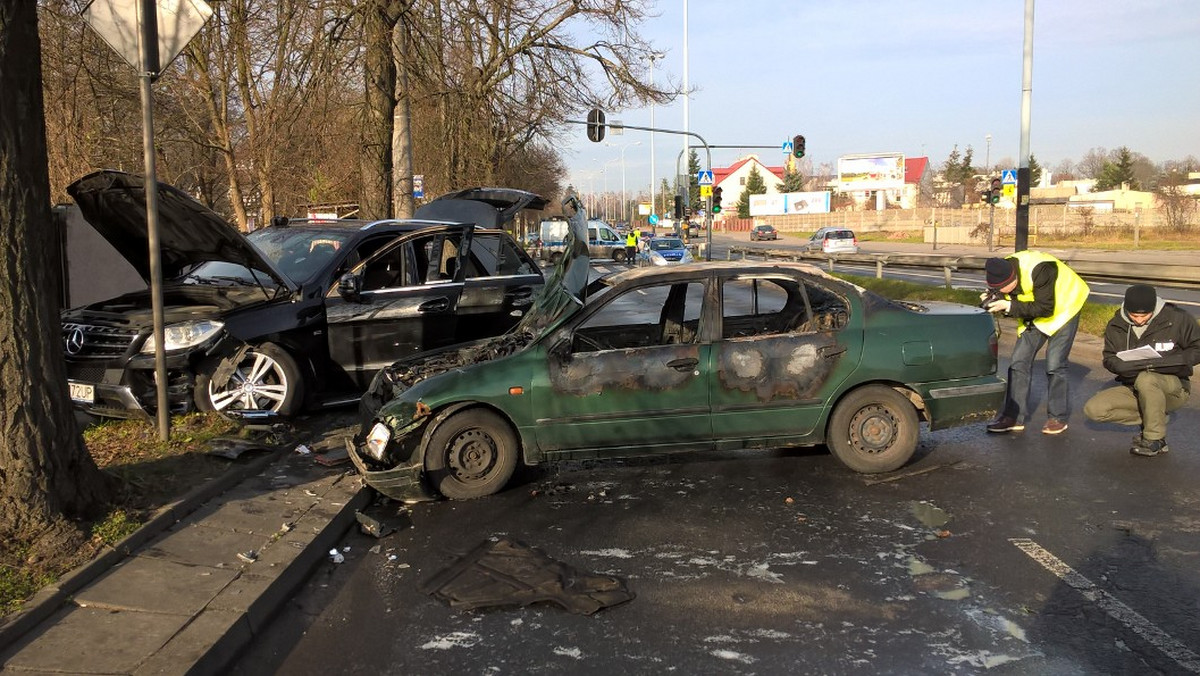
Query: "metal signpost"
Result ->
[[82, 0, 213, 439]]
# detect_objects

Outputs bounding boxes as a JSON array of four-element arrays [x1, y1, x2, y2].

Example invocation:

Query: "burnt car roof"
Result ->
[[414, 187, 547, 229], [67, 169, 295, 290]]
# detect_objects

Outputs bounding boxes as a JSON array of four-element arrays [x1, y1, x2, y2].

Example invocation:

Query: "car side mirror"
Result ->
[[337, 273, 363, 301]]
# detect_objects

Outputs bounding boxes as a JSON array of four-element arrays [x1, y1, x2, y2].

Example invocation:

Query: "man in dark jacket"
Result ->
[[1083, 284, 1200, 456]]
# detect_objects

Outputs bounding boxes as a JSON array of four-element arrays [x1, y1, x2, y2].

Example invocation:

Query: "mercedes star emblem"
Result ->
[[65, 327, 86, 355]]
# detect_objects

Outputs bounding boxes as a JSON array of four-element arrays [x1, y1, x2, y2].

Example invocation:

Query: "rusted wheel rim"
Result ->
[[447, 429, 499, 481], [848, 404, 898, 454]]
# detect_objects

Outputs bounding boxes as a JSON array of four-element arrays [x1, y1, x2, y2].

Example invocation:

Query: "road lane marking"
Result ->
[[1009, 537, 1200, 673]]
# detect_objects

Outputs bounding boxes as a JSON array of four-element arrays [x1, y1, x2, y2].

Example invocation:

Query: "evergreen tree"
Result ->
[[781, 165, 805, 193], [687, 150, 701, 215], [736, 165, 768, 218], [1094, 146, 1140, 191], [1028, 154, 1044, 187]]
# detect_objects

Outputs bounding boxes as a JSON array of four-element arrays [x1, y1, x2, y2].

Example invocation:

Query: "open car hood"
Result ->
[[66, 170, 295, 290], [514, 195, 590, 336], [414, 187, 548, 229]]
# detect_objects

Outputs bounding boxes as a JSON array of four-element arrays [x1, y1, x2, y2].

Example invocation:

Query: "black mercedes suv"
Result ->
[[62, 170, 546, 419]]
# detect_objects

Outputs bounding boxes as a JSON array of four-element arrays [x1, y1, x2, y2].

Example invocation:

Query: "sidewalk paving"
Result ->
[[0, 419, 369, 676]]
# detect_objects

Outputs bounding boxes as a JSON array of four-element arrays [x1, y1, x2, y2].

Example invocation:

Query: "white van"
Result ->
[[587, 220, 630, 262]]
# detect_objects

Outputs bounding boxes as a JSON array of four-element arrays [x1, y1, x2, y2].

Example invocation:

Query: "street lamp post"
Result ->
[[646, 51, 665, 221], [985, 133, 992, 174], [607, 140, 642, 225]]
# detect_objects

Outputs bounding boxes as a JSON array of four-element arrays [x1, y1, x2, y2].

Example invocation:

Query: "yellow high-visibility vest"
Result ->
[[1007, 250, 1090, 336]]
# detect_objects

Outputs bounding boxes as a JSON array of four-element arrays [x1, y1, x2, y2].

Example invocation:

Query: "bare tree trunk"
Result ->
[[0, 0, 114, 543], [361, 0, 400, 219]]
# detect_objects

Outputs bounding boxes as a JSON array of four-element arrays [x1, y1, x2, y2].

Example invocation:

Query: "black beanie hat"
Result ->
[[1124, 284, 1156, 314], [985, 257, 1017, 288]]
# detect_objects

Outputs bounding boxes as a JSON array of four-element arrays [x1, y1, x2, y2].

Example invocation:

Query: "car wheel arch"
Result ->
[[194, 340, 306, 416], [414, 401, 529, 466], [419, 402, 525, 499], [824, 382, 923, 474]]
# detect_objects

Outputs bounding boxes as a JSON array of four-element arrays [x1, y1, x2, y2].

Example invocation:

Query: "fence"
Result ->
[[716, 205, 1185, 242]]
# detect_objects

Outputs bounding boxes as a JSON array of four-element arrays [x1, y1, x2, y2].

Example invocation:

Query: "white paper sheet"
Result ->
[[1116, 345, 1161, 361]]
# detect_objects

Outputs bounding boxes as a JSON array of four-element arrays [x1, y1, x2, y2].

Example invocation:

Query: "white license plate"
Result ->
[[69, 382, 95, 404]]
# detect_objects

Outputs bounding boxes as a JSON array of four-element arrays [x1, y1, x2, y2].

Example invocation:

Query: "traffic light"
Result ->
[[673, 195, 684, 220], [990, 177, 1002, 205], [712, 186, 723, 214], [586, 108, 606, 143], [792, 134, 806, 159]]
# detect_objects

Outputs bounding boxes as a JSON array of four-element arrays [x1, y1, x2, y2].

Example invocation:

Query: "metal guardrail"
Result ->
[[726, 247, 1200, 290]]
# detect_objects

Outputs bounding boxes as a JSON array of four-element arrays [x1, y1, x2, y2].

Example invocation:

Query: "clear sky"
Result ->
[[561, 0, 1200, 200]]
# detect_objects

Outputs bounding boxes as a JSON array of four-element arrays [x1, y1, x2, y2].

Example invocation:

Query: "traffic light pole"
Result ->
[[574, 118, 715, 259], [988, 202, 996, 252]]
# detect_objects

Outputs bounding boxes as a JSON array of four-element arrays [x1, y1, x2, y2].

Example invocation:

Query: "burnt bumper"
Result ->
[[345, 438, 437, 503]]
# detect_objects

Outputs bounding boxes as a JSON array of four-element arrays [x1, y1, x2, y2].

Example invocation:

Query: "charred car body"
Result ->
[[349, 200, 1006, 501], [61, 170, 546, 419]]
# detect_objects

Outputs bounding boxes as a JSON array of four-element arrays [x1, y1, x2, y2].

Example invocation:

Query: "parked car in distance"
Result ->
[[803, 227, 859, 254], [350, 207, 1004, 501], [638, 236, 694, 266], [750, 223, 778, 241], [61, 170, 546, 420]]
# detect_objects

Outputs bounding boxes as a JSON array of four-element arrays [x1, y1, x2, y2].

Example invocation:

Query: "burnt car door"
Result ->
[[453, 231, 544, 343], [708, 272, 863, 443], [325, 228, 471, 389], [532, 277, 713, 454]]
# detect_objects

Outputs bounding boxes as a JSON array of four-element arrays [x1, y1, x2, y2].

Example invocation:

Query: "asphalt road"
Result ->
[[230, 256, 1200, 675]]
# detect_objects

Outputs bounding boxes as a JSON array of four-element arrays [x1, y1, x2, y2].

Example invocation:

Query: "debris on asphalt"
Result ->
[[294, 444, 312, 455], [237, 550, 258, 563], [356, 502, 411, 538], [206, 438, 272, 460], [315, 446, 351, 466], [785, 497, 795, 504], [328, 548, 345, 564], [419, 538, 635, 615], [865, 461, 962, 485]]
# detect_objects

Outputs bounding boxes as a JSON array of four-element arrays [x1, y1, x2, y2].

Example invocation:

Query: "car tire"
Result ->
[[195, 342, 305, 417], [826, 385, 918, 474], [425, 408, 518, 499], [613, 248, 627, 263]]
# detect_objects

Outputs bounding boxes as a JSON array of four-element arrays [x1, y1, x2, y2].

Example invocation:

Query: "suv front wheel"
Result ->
[[195, 342, 305, 416]]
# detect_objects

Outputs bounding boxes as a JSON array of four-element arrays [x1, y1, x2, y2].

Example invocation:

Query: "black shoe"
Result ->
[[1130, 437, 1169, 457], [986, 416, 1024, 433]]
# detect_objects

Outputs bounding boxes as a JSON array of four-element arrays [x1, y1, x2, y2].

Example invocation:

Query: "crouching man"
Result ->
[[1084, 284, 1200, 457]]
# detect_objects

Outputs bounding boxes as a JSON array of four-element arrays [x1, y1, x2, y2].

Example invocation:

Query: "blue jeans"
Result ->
[[1003, 313, 1080, 423]]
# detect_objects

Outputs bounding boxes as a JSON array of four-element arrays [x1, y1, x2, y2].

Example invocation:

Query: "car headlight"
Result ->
[[364, 422, 392, 461], [140, 319, 224, 353], [681, 250, 695, 263]]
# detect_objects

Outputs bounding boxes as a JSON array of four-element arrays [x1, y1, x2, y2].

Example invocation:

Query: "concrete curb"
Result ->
[[0, 445, 287, 654], [190, 483, 371, 676]]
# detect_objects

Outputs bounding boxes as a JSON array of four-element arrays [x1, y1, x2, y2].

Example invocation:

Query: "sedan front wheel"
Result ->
[[827, 385, 918, 474], [425, 409, 518, 499]]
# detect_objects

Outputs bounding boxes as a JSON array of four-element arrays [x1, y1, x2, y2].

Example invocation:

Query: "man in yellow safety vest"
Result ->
[[980, 251, 1090, 435]]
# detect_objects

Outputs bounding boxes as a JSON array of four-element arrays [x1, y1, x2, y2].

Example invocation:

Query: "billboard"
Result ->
[[749, 191, 832, 216], [837, 153, 905, 191]]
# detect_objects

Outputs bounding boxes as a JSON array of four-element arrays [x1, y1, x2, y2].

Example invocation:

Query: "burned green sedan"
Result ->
[[350, 209, 1004, 501]]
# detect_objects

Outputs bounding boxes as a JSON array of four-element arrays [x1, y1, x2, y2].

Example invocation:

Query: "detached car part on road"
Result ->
[[61, 171, 546, 419], [349, 201, 1005, 501]]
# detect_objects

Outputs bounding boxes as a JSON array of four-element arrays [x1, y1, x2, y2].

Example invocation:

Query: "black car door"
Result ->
[[325, 229, 468, 389], [454, 231, 544, 343]]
